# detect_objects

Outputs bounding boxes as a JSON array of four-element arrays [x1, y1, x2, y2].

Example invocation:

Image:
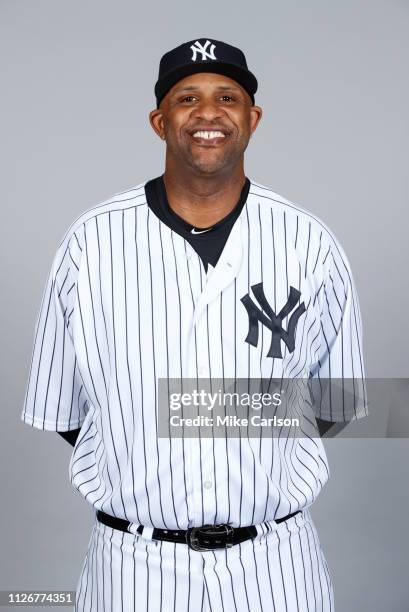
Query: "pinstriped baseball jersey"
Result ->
[[21, 178, 367, 529]]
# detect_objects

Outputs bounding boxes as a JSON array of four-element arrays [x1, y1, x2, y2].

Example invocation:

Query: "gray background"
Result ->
[[1, 0, 408, 610]]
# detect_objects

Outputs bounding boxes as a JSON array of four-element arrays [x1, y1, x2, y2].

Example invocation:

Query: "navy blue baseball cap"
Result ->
[[154, 38, 258, 108]]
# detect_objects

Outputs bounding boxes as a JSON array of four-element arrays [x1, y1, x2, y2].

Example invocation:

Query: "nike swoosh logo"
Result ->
[[191, 227, 213, 234]]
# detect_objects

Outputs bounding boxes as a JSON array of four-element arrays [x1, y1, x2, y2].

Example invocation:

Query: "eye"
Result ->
[[180, 95, 197, 103], [220, 95, 235, 102]]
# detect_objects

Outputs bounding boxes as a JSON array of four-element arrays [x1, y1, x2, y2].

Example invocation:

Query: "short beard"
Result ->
[[186, 151, 238, 175], [168, 136, 250, 176]]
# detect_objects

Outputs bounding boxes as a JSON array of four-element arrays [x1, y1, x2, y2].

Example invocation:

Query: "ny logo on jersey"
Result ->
[[190, 40, 217, 62], [241, 283, 306, 359]]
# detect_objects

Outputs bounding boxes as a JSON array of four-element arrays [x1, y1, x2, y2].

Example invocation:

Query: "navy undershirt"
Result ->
[[144, 175, 250, 271]]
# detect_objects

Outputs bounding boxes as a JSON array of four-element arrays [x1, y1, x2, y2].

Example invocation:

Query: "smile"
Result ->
[[188, 129, 229, 146], [193, 130, 226, 140]]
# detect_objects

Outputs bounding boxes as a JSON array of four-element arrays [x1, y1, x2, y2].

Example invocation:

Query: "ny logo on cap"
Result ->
[[190, 40, 217, 62], [241, 283, 306, 359]]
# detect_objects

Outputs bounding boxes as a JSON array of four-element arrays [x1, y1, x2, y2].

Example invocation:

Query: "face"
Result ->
[[149, 72, 262, 175]]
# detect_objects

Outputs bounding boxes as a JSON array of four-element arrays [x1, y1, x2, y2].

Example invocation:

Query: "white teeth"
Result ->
[[192, 130, 226, 139]]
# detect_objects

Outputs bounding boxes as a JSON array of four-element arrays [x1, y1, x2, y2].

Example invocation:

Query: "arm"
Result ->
[[316, 417, 349, 438], [308, 232, 368, 424], [21, 226, 90, 433], [57, 429, 81, 447]]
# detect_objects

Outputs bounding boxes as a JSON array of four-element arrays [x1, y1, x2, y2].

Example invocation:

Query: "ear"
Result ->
[[149, 108, 166, 140], [249, 105, 263, 136]]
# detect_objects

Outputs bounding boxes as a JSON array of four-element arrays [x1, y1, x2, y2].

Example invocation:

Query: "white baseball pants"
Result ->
[[75, 509, 334, 611]]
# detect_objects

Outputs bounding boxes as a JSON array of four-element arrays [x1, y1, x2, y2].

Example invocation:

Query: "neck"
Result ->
[[162, 161, 247, 228]]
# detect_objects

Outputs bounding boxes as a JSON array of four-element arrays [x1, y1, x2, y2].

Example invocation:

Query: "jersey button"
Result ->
[[203, 481, 212, 489]]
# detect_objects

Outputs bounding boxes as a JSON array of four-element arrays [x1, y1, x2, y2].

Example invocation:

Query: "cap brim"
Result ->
[[155, 62, 258, 107]]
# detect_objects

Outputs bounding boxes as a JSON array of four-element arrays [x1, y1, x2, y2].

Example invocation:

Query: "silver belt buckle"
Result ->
[[186, 524, 234, 551]]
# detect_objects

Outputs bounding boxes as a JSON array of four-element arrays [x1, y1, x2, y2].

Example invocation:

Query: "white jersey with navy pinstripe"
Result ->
[[21, 178, 367, 530]]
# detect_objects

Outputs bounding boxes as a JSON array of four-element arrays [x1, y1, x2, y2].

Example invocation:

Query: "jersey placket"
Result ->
[[167, 235, 207, 526], [178, 220, 244, 526]]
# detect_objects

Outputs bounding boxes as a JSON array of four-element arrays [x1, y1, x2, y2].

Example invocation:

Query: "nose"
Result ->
[[190, 98, 225, 121]]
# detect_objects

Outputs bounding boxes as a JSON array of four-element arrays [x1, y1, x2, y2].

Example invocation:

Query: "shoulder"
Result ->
[[248, 179, 352, 275], [49, 181, 148, 281], [61, 181, 147, 245], [249, 179, 337, 245]]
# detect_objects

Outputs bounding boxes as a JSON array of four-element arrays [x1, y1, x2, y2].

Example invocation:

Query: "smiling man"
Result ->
[[22, 38, 367, 611]]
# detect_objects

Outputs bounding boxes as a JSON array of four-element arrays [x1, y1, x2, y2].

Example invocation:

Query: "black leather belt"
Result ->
[[96, 509, 301, 551]]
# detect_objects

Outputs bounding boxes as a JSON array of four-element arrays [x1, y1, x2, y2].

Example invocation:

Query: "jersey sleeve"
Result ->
[[308, 234, 368, 422], [21, 227, 90, 431]]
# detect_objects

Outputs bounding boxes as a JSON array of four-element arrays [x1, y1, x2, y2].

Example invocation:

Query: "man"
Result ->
[[22, 38, 367, 611]]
